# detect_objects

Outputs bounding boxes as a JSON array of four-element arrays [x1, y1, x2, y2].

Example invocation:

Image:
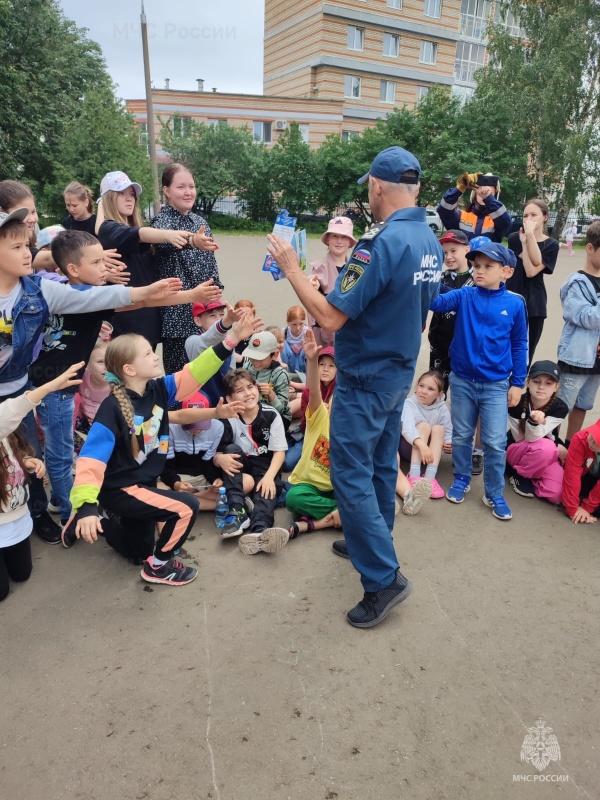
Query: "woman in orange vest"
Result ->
[[437, 172, 511, 243]]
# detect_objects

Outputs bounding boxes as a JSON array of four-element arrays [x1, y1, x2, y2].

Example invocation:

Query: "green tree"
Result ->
[[478, 0, 600, 236], [0, 0, 109, 189], [237, 144, 277, 222], [160, 119, 255, 216], [39, 85, 153, 221], [270, 122, 318, 218]]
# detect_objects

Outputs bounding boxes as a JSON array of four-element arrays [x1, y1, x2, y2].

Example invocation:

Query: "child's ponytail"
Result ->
[[104, 333, 147, 459], [0, 430, 34, 506], [108, 381, 140, 459]]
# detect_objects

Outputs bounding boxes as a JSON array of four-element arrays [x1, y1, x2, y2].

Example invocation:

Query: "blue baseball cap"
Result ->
[[357, 146, 421, 185], [469, 235, 491, 250], [467, 241, 517, 268]]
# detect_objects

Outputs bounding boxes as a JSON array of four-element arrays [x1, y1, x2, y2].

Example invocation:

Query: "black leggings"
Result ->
[[528, 316, 545, 366], [99, 484, 200, 562], [0, 536, 32, 601], [220, 444, 282, 532]]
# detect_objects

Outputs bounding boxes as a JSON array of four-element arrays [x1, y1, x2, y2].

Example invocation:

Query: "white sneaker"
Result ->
[[239, 527, 289, 555], [402, 478, 432, 516], [47, 500, 60, 515]]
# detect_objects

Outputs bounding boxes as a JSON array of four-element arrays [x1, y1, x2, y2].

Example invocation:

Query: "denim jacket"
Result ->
[[0, 276, 49, 386], [557, 272, 600, 368], [0, 275, 131, 389]]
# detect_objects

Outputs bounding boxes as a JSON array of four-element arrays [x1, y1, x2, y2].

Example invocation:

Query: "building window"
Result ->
[[380, 80, 396, 103], [253, 121, 272, 143], [419, 41, 437, 64], [424, 0, 442, 18], [344, 75, 361, 99], [299, 123, 309, 143], [387, 0, 402, 7], [452, 84, 474, 104], [416, 86, 429, 102], [342, 130, 360, 142], [347, 26, 364, 51], [383, 32, 400, 57], [207, 118, 228, 127], [454, 41, 486, 82], [173, 116, 192, 137], [493, 6, 526, 37], [460, 0, 491, 39]]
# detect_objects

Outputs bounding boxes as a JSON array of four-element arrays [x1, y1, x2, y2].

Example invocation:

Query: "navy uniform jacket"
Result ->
[[326, 207, 444, 392]]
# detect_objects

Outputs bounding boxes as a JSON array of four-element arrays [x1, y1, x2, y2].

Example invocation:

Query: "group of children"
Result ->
[[2, 166, 600, 602]]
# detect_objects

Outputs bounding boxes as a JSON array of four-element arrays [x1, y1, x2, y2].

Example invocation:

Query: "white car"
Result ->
[[425, 209, 442, 232]]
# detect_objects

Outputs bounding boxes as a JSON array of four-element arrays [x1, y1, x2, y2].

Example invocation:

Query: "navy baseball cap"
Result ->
[[357, 146, 421, 185], [466, 241, 517, 268]]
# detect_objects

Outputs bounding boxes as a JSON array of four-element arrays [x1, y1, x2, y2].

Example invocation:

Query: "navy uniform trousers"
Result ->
[[330, 381, 410, 593]]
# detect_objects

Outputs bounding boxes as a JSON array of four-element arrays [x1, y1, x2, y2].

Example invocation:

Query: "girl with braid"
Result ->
[[506, 361, 568, 504], [63, 310, 262, 586]]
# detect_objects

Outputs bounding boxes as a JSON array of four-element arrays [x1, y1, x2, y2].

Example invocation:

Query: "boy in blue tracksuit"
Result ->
[[430, 241, 528, 520]]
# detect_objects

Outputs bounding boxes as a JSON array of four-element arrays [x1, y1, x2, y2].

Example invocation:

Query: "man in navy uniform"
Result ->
[[267, 146, 443, 628]]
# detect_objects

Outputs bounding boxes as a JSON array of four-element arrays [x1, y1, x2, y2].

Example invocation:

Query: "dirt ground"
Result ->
[[1, 237, 599, 800]]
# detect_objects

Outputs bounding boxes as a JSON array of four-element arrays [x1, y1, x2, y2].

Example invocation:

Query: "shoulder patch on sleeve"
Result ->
[[359, 221, 386, 241], [352, 247, 372, 264], [341, 263, 365, 293]]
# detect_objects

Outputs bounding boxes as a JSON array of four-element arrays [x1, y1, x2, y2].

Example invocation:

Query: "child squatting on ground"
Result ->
[[400, 370, 452, 499], [506, 360, 567, 504], [429, 240, 528, 521], [64, 311, 262, 586]]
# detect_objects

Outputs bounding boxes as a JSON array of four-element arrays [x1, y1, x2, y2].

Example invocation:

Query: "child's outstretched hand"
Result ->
[[215, 397, 245, 419], [302, 327, 321, 361], [222, 303, 244, 329], [233, 312, 264, 342], [144, 277, 184, 300], [192, 226, 219, 251], [188, 278, 223, 305], [28, 362, 85, 404]]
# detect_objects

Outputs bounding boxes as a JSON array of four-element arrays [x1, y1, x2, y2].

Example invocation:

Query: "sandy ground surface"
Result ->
[[2, 237, 600, 800]]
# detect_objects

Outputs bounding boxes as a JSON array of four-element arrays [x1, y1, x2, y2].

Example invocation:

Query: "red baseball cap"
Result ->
[[191, 301, 226, 318], [318, 347, 335, 362], [181, 390, 212, 431], [439, 230, 469, 245]]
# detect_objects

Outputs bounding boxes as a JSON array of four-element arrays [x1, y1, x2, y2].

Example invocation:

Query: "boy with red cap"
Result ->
[[428, 229, 474, 392], [184, 300, 242, 405], [562, 419, 600, 523]]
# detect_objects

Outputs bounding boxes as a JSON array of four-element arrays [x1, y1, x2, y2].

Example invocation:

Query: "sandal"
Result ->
[[288, 515, 316, 539]]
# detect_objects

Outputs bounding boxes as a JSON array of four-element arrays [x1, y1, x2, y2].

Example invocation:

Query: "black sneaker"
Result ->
[[472, 452, 484, 475], [510, 475, 535, 498], [221, 509, 250, 538], [347, 570, 413, 628], [61, 517, 78, 548], [141, 557, 197, 586], [32, 510, 62, 544], [332, 540, 350, 559]]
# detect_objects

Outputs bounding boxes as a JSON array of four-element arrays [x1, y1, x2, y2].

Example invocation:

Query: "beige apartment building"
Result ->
[[127, 1, 520, 149]]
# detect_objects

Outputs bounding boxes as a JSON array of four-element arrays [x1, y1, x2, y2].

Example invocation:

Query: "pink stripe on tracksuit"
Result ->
[[506, 437, 563, 504]]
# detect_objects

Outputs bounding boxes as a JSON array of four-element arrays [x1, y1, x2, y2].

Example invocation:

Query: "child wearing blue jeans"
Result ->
[[429, 241, 528, 520]]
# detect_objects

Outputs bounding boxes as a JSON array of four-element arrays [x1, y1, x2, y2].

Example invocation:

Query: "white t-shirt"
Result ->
[[0, 283, 28, 396], [0, 508, 32, 548]]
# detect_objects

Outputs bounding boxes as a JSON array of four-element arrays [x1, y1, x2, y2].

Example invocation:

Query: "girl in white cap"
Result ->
[[96, 171, 221, 350], [308, 216, 357, 347]]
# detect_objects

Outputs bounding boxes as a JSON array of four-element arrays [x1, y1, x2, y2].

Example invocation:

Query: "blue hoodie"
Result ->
[[430, 283, 528, 387]]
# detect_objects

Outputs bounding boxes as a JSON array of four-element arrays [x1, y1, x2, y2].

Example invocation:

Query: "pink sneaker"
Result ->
[[430, 478, 445, 499], [408, 475, 422, 488]]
